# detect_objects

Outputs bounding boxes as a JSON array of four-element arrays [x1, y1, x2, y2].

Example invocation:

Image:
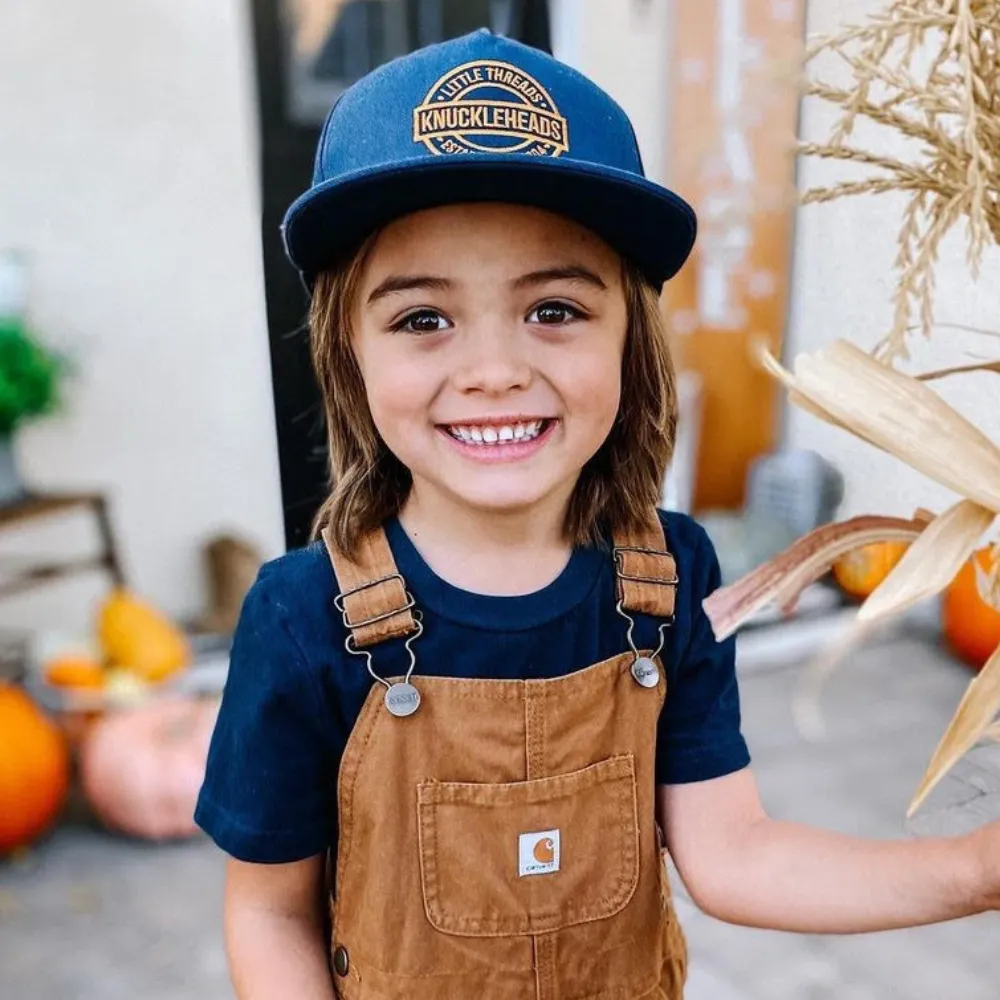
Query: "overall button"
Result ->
[[333, 945, 349, 977], [385, 681, 421, 717], [631, 656, 659, 688]]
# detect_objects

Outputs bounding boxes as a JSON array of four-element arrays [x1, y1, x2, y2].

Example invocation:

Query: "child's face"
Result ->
[[352, 203, 627, 522]]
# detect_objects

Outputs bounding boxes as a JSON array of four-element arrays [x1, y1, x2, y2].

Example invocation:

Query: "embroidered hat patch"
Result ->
[[413, 59, 568, 157]]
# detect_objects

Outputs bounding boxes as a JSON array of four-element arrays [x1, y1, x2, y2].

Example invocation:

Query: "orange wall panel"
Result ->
[[665, 0, 804, 510]]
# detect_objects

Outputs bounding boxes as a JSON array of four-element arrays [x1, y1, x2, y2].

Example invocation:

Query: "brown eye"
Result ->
[[395, 309, 450, 334], [528, 301, 584, 325]]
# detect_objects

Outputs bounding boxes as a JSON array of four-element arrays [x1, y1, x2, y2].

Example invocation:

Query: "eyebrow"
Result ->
[[365, 264, 608, 305], [366, 275, 452, 305], [512, 266, 608, 291]]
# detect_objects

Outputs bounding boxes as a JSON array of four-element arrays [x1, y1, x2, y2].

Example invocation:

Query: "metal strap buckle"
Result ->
[[612, 545, 679, 587], [345, 612, 424, 696], [333, 572, 416, 631]]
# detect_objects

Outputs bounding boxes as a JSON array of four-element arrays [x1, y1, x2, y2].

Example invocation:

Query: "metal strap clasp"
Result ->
[[332, 572, 416, 632]]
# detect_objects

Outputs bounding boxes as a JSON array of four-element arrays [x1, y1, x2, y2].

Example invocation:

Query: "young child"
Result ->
[[195, 28, 1000, 1000]]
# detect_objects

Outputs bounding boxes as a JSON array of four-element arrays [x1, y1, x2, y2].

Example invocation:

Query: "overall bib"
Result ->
[[322, 516, 688, 1000]]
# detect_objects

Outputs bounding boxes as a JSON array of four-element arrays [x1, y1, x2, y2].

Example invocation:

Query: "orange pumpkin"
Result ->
[[79, 697, 219, 841], [832, 541, 910, 600], [0, 684, 70, 854], [942, 547, 1000, 670]]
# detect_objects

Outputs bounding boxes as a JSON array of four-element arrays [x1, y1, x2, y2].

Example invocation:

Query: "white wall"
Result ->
[[0, 0, 285, 634], [551, 0, 674, 184], [786, 0, 1000, 521]]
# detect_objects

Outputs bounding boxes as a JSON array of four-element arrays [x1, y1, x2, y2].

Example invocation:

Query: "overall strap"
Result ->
[[612, 515, 678, 619], [322, 526, 419, 649]]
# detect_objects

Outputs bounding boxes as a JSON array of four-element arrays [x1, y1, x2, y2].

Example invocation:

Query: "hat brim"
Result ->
[[281, 155, 697, 291]]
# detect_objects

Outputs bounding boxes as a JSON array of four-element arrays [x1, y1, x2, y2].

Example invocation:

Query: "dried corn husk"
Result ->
[[858, 499, 995, 622], [799, 502, 990, 747], [703, 514, 929, 640], [707, 338, 1000, 814], [910, 643, 1000, 814], [758, 340, 1000, 512]]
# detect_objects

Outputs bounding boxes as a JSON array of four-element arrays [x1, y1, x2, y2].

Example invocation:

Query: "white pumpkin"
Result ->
[[79, 696, 218, 840]]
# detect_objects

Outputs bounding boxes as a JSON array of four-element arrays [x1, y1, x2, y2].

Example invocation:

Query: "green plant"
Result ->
[[0, 317, 64, 437]]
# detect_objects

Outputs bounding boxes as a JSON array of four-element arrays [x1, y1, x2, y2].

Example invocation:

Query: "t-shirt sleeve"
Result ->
[[194, 571, 336, 863], [655, 520, 751, 785]]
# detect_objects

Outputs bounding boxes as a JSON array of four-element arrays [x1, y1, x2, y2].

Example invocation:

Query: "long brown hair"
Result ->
[[309, 238, 678, 556]]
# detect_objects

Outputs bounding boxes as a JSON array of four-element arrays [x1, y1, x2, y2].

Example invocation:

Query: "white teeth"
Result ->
[[447, 420, 548, 445]]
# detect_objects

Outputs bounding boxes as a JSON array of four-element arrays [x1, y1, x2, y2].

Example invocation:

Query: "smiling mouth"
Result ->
[[442, 418, 554, 446]]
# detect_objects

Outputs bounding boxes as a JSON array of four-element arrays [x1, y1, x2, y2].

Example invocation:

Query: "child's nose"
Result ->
[[452, 322, 533, 395]]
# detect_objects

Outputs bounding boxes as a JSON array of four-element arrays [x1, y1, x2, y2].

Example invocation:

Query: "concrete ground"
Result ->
[[2, 627, 999, 999]]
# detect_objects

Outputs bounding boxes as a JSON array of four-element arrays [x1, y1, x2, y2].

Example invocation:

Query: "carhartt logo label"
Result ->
[[518, 829, 560, 877], [413, 60, 569, 158], [533, 838, 555, 864]]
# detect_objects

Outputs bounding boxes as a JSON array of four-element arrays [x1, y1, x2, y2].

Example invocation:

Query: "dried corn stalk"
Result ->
[[703, 339, 1000, 813], [800, 0, 1000, 362], [702, 0, 1000, 817]]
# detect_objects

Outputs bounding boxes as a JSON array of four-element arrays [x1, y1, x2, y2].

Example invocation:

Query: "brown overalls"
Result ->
[[322, 515, 688, 1000]]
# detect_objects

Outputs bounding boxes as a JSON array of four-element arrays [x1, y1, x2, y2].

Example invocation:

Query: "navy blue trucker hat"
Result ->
[[281, 29, 697, 290]]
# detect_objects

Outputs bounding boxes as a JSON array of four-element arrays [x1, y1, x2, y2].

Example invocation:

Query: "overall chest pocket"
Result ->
[[416, 753, 639, 938]]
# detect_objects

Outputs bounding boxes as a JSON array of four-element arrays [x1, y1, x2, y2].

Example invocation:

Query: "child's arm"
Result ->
[[659, 768, 1000, 933], [224, 854, 335, 1000]]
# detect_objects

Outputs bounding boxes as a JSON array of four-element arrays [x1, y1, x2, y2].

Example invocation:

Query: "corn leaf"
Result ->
[[857, 500, 995, 622], [762, 340, 1000, 511], [909, 640, 1000, 816], [703, 515, 929, 640]]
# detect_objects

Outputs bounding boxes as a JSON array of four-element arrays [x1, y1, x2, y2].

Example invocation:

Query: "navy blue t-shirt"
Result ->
[[194, 510, 750, 864]]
